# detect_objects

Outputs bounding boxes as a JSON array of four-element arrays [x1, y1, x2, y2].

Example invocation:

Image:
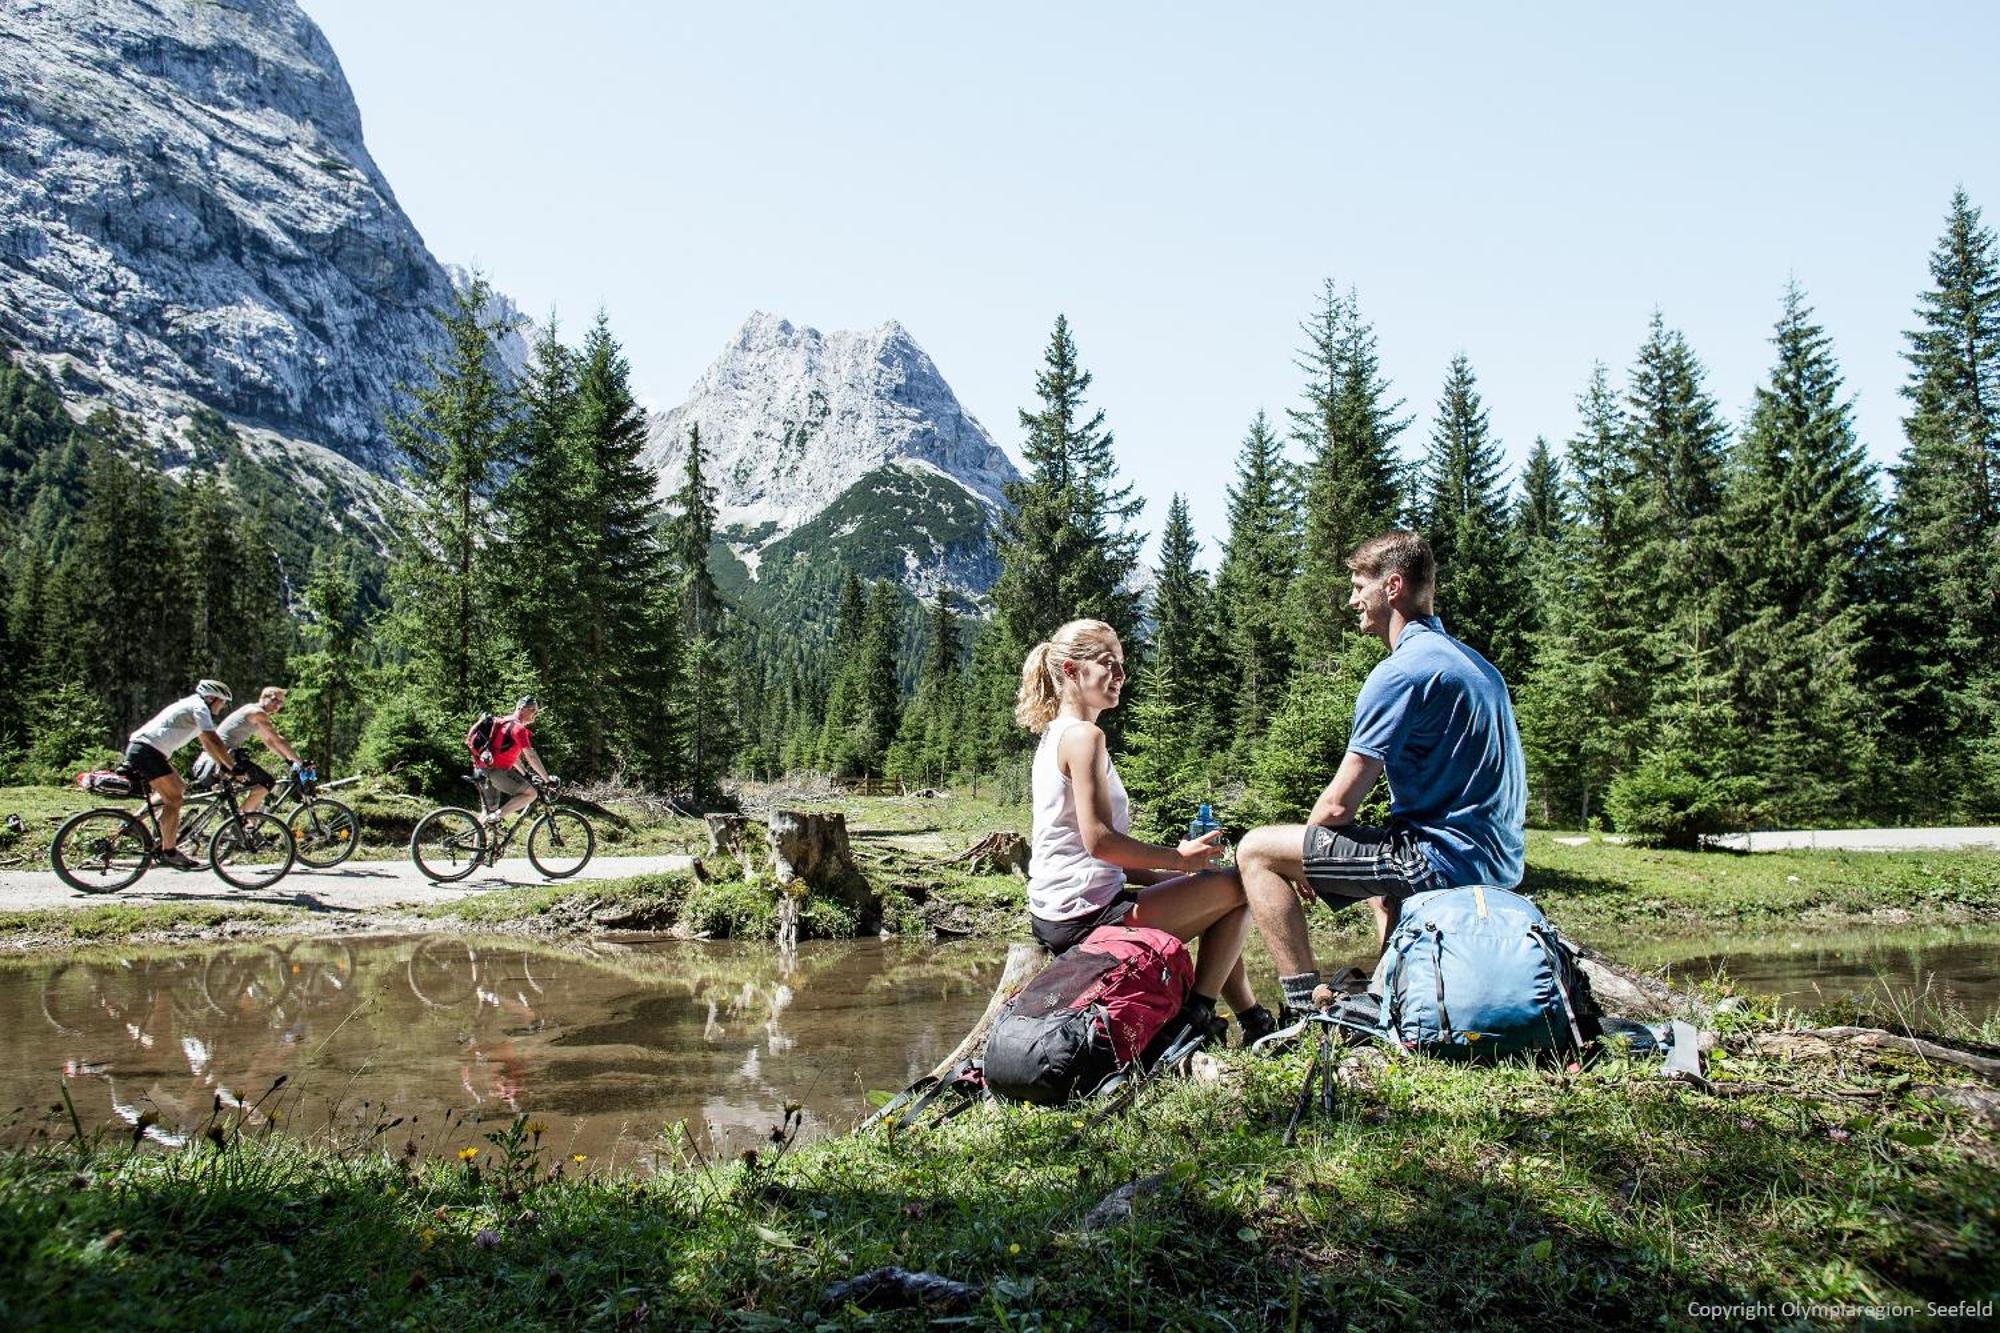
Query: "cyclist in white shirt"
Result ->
[[192, 686, 303, 813], [124, 680, 239, 870]]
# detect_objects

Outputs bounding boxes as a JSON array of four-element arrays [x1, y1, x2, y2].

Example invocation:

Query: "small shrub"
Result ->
[[1604, 755, 1758, 850]]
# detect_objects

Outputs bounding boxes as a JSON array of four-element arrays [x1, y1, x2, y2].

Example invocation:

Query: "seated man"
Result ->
[[1237, 531, 1526, 1019]]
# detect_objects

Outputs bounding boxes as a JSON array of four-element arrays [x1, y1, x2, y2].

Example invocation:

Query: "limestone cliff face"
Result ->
[[0, 0, 496, 468], [644, 313, 1020, 606]]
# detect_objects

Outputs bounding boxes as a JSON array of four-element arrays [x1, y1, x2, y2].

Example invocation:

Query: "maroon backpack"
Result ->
[[983, 924, 1193, 1105]]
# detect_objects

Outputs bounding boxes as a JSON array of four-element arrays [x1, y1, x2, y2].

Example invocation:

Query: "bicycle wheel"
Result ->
[[286, 798, 359, 869], [209, 812, 297, 890], [410, 807, 486, 883], [406, 937, 479, 1008], [527, 808, 594, 878], [202, 945, 291, 1017], [51, 809, 152, 894]]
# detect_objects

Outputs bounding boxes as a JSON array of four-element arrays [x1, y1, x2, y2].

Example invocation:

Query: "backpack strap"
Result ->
[[1530, 925, 1587, 1051]]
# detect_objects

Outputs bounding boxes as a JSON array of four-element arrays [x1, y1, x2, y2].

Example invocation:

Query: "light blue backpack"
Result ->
[[1367, 884, 1595, 1056]]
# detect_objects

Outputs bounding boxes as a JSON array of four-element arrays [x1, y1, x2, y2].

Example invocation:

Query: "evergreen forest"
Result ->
[[2, 193, 1997, 843]]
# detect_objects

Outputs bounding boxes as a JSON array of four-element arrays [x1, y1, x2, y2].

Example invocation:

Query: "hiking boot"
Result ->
[[1235, 1004, 1280, 1047], [154, 847, 201, 872]]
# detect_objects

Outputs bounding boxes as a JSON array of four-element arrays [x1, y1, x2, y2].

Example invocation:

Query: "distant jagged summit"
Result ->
[[0, 0, 510, 468], [644, 312, 1018, 535], [643, 313, 1021, 620]]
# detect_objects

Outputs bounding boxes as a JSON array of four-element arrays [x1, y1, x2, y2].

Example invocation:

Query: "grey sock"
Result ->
[[1279, 972, 1322, 1012]]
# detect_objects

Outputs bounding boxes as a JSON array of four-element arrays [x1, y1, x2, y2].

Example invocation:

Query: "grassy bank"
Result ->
[[2, 998, 1994, 1328]]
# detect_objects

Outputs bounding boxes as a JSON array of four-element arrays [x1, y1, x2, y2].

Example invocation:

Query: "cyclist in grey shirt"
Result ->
[[124, 680, 239, 870], [192, 686, 303, 814]]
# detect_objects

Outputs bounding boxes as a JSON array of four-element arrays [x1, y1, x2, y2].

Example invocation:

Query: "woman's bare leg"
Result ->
[[1128, 870, 1258, 1005]]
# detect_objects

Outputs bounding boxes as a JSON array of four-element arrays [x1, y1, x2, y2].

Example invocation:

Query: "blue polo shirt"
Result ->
[[1347, 616, 1525, 888]]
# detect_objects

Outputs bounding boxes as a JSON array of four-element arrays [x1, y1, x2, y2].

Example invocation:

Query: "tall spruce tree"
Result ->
[[570, 313, 674, 778], [496, 316, 587, 717], [886, 587, 964, 787], [1890, 189, 2000, 815], [1287, 281, 1406, 666], [1119, 495, 1224, 833], [291, 546, 368, 769], [1516, 366, 1647, 824], [991, 315, 1144, 646], [1212, 410, 1297, 750], [1413, 353, 1526, 677], [666, 423, 734, 798], [1622, 314, 1735, 776], [381, 274, 519, 717], [1721, 282, 1883, 823]]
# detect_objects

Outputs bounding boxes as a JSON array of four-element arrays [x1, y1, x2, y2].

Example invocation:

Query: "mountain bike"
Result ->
[[50, 771, 296, 893], [259, 761, 361, 869], [408, 773, 594, 883]]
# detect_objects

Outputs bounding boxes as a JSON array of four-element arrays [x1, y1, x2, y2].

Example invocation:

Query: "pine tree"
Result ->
[[991, 315, 1145, 647], [665, 423, 735, 799], [1287, 281, 1406, 666], [1515, 436, 1566, 545], [1516, 366, 1648, 824], [1212, 410, 1297, 749], [1721, 282, 1884, 823], [1890, 189, 2000, 815], [1119, 495, 1224, 834], [1413, 353, 1526, 677], [496, 316, 587, 713], [887, 588, 964, 787], [1623, 314, 1735, 776], [381, 273, 520, 718], [291, 546, 367, 769], [570, 313, 674, 778]]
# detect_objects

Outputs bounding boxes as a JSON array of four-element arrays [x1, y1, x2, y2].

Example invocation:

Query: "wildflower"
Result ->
[[474, 1228, 500, 1249], [525, 1120, 549, 1137], [419, 1227, 437, 1251], [1008, 1243, 1021, 1256], [571, 1154, 587, 1165], [458, 1147, 480, 1163], [1828, 1127, 1852, 1143]]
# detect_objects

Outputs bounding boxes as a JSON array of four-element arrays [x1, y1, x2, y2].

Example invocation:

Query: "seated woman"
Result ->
[[1018, 619, 1275, 1045]]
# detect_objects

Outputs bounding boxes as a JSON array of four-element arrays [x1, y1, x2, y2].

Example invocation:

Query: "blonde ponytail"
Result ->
[[1013, 619, 1121, 731]]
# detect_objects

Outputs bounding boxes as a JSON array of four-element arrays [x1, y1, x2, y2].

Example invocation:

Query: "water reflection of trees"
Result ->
[[5, 935, 1011, 1160]]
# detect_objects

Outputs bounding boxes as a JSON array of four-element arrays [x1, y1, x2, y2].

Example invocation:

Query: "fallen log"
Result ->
[[923, 941, 1049, 1082], [1749, 1026, 2000, 1083]]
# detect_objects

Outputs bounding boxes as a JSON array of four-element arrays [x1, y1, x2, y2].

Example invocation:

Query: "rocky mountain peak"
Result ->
[[644, 313, 1019, 540]]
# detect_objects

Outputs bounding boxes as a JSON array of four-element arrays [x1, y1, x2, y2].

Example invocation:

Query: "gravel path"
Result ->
[[0, 854, 700, 915]]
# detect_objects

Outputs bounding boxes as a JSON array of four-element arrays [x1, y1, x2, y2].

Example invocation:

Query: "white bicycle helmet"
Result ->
[[195, 678, 233, 703]]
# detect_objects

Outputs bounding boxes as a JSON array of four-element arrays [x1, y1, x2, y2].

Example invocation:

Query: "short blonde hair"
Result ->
[[259, 686, 287, 708], [1014, 620, 1120, 731]]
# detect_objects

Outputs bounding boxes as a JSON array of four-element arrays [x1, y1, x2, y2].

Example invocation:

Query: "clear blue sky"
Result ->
[[304, 1, 1998, 565]]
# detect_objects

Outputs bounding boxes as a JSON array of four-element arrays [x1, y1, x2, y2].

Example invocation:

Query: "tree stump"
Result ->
[[705, 813, 755, 876], [767, 810, 876, 927], [956, 831, 1030, 877]]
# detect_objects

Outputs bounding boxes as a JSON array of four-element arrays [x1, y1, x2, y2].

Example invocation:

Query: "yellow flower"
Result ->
[[571, 1154, 587, 1165], [457, 1147, 479, 1163], [525, 1121, 549, 1137], [419, 1227, 437, 1251], [1008, 1243, 1021, 1256]]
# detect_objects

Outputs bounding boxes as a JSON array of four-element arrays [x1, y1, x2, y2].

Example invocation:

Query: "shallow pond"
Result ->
[[1, 935, 1007, 1169], [5, 924, 1995, 1168], [1636, 924, 2000, 1026]]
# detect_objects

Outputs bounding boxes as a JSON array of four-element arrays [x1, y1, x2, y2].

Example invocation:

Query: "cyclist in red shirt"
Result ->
[[474, 696, 555, 825]]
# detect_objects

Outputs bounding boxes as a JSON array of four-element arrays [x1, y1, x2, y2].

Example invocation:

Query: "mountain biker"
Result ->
[[473, 695, 555, 827], [124, 680, 240, 870], [192, 686, 304, 814]]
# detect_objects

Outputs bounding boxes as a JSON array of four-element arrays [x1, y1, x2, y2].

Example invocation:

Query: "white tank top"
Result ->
[[1027, 715, 1130, 922]]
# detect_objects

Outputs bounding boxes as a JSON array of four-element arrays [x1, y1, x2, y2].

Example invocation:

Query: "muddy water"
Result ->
[[1635, 924, 2000, 1024], [1, 936, 1007, 1168]]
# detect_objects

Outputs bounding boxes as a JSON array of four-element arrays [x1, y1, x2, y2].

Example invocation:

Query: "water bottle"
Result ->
[[1187, 802, 1231, 866]]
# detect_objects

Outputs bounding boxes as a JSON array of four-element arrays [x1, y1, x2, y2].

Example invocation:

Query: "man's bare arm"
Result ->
[[251, 713, 300, 765], [1306, 752, 1385, 827]]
